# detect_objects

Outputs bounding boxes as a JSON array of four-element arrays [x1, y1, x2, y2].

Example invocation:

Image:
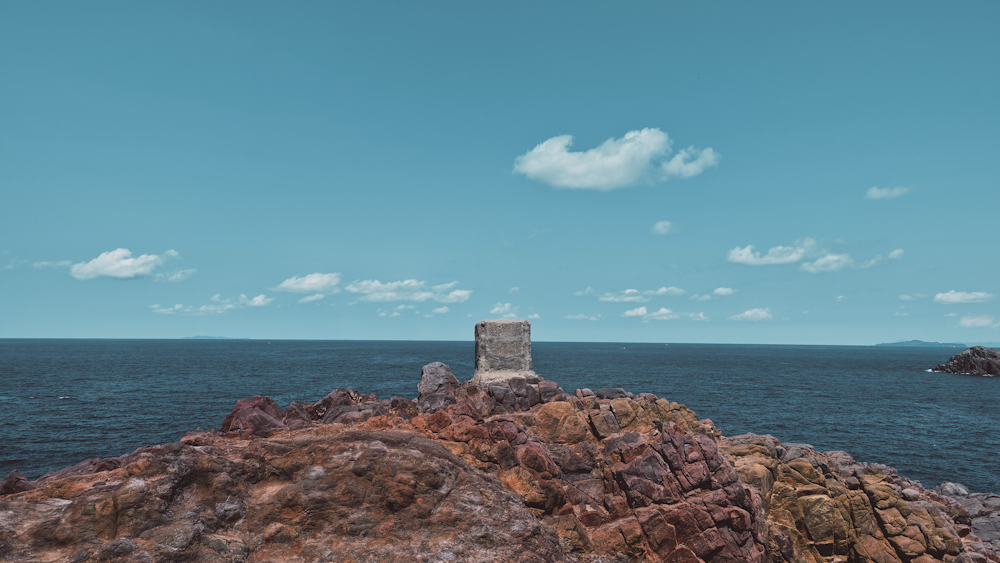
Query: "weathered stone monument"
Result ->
[[470, 319, 540, 386]]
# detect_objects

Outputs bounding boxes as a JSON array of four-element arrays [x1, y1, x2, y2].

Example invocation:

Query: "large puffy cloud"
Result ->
[[345, 279, 472, 303], [934, 290, 994, 304], [728, 308, 772, 321], [865, 186, 910, 199], [275, 273, 342, 294], [727, 239, 816, 266], [513, 128, 718, 190], [70, 248, 176, 280]]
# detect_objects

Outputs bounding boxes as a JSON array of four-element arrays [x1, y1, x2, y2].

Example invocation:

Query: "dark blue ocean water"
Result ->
[[1, 340, 996, 494]]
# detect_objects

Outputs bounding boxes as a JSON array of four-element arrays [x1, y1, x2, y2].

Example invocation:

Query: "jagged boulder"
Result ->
[[933, 346, 1000, 376]]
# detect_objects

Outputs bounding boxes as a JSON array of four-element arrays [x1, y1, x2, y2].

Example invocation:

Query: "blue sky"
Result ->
[[2, 2, 999, 344]]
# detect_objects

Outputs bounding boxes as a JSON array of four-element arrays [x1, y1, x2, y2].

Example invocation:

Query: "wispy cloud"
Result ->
[[889, 249, 905, 260], [728, 239, 815, 266], [899, 294, 925, 301], [566, 314, 600, 321], [154, 269, 196, 282], [151, 293, 272, 316], [865, 186, 910, 200], [623, 306, 682, 321], [728, 308, 772, 321], [801, 253, 852, 273], [652, 220, 673, 235], [689, 312, 709, 321], [70, 249, 177, 280], [345, 279, 471, 303], [959, 315, 995, 328], [509, 287, 520, 293], [599, 286, 685, 303], [934, 290, 994, 304], [5, 259, 27, 270], [513, 128, 718, 190], [574, 287, 596, 296], [661, 147, 720, 178], [32, 260, 71, 269], [432, 306, 450, 314], [527, 313, 540, 319], [275, 273, 342, 294], [298, 294, 325, 303], [490, 302, 519, 318], [646, 308, 680, 321], [692, 287, 736, 301]]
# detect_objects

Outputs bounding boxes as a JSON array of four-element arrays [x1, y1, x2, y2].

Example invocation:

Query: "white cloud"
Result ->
[[623, 306, 647, 317], [836, 295, 848, 302], [275, 273, 341, 294], [490, 302, 519, 318], [33, 260, 72, 269], [151, 293, 271, 316], [395, 304, 415, 310], [652, 221, 673, 235], [889, 249, 905, 260], [801, 254, 853, 273], [899, 294, 925, 301], [713, 287, 736, 296], [959, 315, 994, 328], [865, 186, 910, 200], [600, 286, 684, 302], [299, 294, 325, 303], [574, 287, 596, 296], [646, 308, 680, 321], [934, 290, 994, 304], [509, 287, 520, 293], [727, 238, 815, 266], [512, 128, 717, 190], [70, 248, 176, 280], [345, 279, 472, 303], [527, 313, 540, 319], [432, 306, 450, 314], [689, 312, 709, 321], [661, 147, 720, 179], [600, 289, 647, 303], [728, 308, 772, 321], [566, 314, 600, 321], [648, 286, 685, 296], [691, 294, 712, 301], [154, 269, 196, 282]]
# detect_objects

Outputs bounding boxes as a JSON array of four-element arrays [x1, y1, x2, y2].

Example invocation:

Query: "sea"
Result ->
[[1, 339, 997, 494]]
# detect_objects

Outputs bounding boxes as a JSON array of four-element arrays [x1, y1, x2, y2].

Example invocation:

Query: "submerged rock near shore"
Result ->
[[932, 346, 1000, 376], [2, 363, 998, 563]]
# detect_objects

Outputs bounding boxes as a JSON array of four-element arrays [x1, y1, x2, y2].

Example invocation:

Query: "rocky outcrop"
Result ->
[[722, 435, 999, 563], [932, 346, 1000, 376], [2, 363, 997, 563], [937, 482, 1000, 556]]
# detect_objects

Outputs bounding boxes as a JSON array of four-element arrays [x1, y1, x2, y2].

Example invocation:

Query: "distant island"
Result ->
[[874, 339, 966, 348], [181, 336, 244, 340]]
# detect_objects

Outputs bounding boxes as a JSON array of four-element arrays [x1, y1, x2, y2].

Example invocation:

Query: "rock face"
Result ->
[[937, 482, 1000, 555], [932, 346, 1000, 376], [722, 436, 999, 563], [2, 365, 997, 563], [471, 319, 539, 386]]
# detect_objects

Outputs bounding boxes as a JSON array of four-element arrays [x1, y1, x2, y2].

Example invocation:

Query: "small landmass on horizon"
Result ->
[[181, 336, 245, 340], [874, 339, 966, 348]]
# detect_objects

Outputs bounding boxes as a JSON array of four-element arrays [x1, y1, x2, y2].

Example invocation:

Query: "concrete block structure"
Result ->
[[471, 319, 539, 386]]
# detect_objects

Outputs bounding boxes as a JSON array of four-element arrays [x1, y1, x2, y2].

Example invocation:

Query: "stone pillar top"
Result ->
[[471, 319, 539, 386]]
